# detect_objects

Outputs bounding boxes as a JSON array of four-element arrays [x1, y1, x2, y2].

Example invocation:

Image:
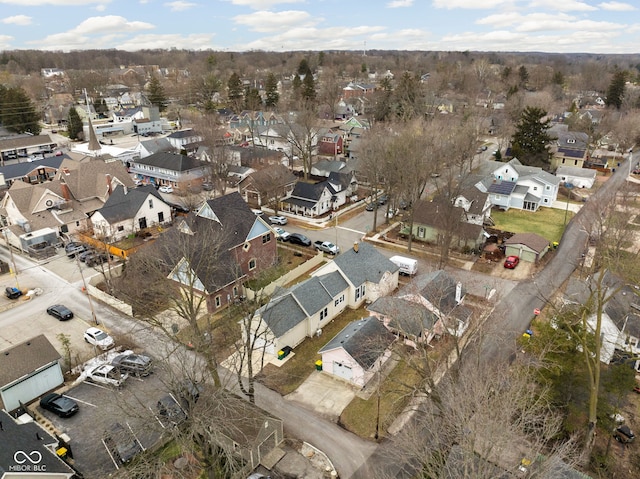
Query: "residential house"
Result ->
[[0, 158, 135, 247], [239, 164, 297, 208], [342, 82, 376, 99], [0, 156, 64, 188], [317, 129, 343, 156], [129, 151, 206, 189], [549, 124, 589, 169], [555, 165, 597, 189], [166, 129, 203, 153], [503, 232, 550, 263], [0, 409, 75, 478], [369, 269, 472, 344], [250, 242, 398, 355], [228, 164, 256, 188], [403, 196, 487, 250], [164, 192, 278, 313], [475, 158, 560, 211], [566, 272, 640, 369], [135, 137, 174, 159], [90, 185, 172, 242], [318, 316, 396, 387], [0, 134, 57, 162], [0, 335, 63, 412], [310, 159, 352, 178], [282, 171, 357, 217]]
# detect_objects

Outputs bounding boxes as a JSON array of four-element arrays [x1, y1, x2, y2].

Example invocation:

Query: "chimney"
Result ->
[[353, 242, 359, 253], [61, 183, 71, 201], [106, 174, 112, 195], [455, 282, 463, 304]]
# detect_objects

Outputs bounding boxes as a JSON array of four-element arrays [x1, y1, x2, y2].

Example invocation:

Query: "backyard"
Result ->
[[490, 205, 577, 243]]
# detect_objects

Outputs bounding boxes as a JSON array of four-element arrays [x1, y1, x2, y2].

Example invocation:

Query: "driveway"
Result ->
[[285, 371, 356, 421]]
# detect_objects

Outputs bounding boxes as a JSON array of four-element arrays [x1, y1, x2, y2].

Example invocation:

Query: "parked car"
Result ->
[[86, 253, 109, 267], [84, 327, 115, 350], [65, 242, 87, 258], [314, 241, 340, 255], [157, 394, 187, 427], [504, 255, 520, 269], [365, 202, 378, 211], [5, 286, 22, 299], [103, 422, 143, 465], [158, 185, 173, 194], [86, 364, 128, 387], [47, 304, 74, 321], [273, 227, 290, 241], [269, 215, 288, 225], [40, 393, 79, 418], [288, 233, 311, 246], [112, 352, 153, 377], [377, 195, 388, 205], [78, 249, 95, 262]]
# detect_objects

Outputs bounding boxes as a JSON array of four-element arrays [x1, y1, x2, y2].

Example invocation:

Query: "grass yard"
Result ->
[[491, 206, 575, 243], [339, 355, 424, 440], [257, 307, 371, 395]]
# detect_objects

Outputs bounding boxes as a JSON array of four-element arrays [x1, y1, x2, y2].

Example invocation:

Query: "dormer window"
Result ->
[[567, 139, 576, 144]]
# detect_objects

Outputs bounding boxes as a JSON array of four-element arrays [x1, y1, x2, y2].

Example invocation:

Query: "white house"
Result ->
[[555, 165, 597, 189]]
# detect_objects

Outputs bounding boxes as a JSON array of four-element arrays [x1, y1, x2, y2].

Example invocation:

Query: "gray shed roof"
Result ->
[[319, 317, 395, 369]]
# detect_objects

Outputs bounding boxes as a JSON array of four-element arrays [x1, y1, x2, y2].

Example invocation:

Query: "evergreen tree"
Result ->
[[67, 106, 83, 140], [94, 98, 108, 116], [147, 76, 167, 112], [264, 73, 279, 109], [511, 106, 552, 167], [301, 73, 316, 103], [227, 72, 244, 112], [605, 70, 626, 109], [297, 58, 311, 77], [518, 65, 529, 88], [244, 86, 262, 111], [0, 85, 40, 134], [291, 75, 302, 103]]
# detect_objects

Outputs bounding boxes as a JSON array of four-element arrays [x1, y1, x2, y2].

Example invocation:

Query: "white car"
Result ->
[[84, 327, 115, 350], [273, 227, 290, 241], [159, 185, 173, 194], [86, 364, 128, 387], [269, 215, 287, 225]]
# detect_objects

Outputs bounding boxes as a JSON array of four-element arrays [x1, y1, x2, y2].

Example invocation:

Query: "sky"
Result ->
[[0, 0, 638, 54]]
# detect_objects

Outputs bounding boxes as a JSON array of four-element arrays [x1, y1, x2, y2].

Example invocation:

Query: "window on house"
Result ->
[[243, 242, 250, 252], [533, 186, 537, 191], [148, 199, 153, 209], [215, 296, 221, 308], [117, 225, 125, 232], [262, 233, 271, 243], [233, 286, 238, 297], [249, 259, 256, 270], [574, 160, 578, 166], [158, 212, 164, 223], [320, 307, 328, 320], [567, 138, 575, 144]]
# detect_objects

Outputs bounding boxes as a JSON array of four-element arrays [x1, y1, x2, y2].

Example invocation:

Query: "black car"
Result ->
[[5, 286, 22, 299], [157, 394, 188, 426], [47, 304, 74, 321], [78, 249, 95, 262], [86, 253, 109, 267], [377, 194, 388, 205], [103, 423, 143, 465], [40, 393, 79, 418], [288, 233, 311, 246], [112, 352, 153, 377], [65, 242, 86, 258], [365, 202, 378, 211]]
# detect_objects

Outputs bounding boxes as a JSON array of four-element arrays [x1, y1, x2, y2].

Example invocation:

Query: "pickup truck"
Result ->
[[314, 241, 340, 255]]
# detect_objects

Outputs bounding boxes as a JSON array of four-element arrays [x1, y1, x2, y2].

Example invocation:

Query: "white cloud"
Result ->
[[0, 35, 13, 49], [165, 1, 196, 11], [2, 15, 32, 25], [477, 12, 625, 33], [598, 1, 636, 11], [387, 0, 414, 7], [116, 33, 215, 50], [71, 16, 154, 34], [228, 0, 304, 9], [432, 0, 508, 8], [95, 4, 106, 10], [233, 10, 316, 33], [0, 0, 109, 5], [527, 0, 597, 12]]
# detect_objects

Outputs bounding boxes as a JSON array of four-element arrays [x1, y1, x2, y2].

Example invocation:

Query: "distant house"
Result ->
[[310, 159, 352, 178], [164, 192, 278, 313], [317, 129, 343, 156], [282, 171, 357, 217], [549, 124, 589, 169], [166, 129, 203, 153], [0, 156, 64, 188], [474, 158, 560, 211], [129, 151, 206, 190], [342, 82, 376, 99], [239, 164, 297, 208], [556, 165, 597, 189], [503, 232, 550, 263], [318, 317, 396, 387], [0, 134, 57, 162], [90, 185, 172, 242], [135, 137, 174, 159]]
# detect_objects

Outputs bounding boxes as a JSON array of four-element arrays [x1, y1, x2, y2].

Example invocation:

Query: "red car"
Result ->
[[504, 255, 520, 269]]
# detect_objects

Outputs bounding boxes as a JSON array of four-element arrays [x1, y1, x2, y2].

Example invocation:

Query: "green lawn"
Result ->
[[257, 307, 370, 395], [490, 206, 575, 243]]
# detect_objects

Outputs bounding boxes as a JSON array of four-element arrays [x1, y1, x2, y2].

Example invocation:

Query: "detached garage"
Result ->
[[0, 335, 63, 413], [504, 232, 550, 263]]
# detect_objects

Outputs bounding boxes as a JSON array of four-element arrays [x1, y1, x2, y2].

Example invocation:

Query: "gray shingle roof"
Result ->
[[97, 184, 166, 223], [504, 232, 549, 253], [291, 277, 334, 317], [319, 317, 395, 369], [332, 242, 398, 286], [0, 335, 61, 387], [260, 293, 307, 337], [407, 270, 465, 316], [0, 156, 64, 181], [136, 151, 203, 172], [368, 297, 438, 336]]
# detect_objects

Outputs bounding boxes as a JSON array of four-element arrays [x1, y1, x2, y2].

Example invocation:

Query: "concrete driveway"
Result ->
[[285, 371, 356, 421]]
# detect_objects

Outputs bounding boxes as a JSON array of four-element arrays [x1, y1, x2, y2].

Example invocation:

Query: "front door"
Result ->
[[138, 217, 147, 230]]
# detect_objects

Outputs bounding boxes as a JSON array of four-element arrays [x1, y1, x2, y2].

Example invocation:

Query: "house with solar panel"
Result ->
[[549, 124, 589, 170], [474, 158, 560, 211]]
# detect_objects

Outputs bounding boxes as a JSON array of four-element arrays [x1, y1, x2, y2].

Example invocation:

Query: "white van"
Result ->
[[389, 255, 418, 276]]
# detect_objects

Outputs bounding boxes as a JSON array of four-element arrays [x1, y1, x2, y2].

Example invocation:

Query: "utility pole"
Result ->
[[3, 228, 20, 290], [76, 255, 99, 325]]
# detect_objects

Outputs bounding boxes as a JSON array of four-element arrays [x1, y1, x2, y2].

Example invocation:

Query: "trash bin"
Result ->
[[315, 360, 323, 371], [278, 350, 285, 360]]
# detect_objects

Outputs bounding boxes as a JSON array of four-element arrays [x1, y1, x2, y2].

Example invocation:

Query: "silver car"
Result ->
[[112, 352, 153, 377]]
